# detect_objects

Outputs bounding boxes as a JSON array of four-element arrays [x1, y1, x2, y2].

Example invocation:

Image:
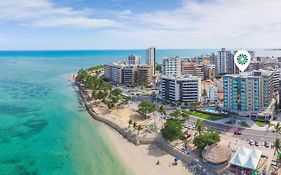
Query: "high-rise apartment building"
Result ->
[[162, 56, 181, 77], [223, 70, 274, 118], [123, 65, 137, 86], [136, 65, 152, 85], [146, 47, 156, 76], [128, 55, 141, 65], [216, 48, 234, 74], [104, 62, 125, 84], [160, 75, 201, 102]]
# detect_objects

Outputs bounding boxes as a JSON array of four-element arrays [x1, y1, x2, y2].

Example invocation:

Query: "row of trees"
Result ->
[[128, 119, 143, 134], [76, 69, 128, 109], [273, 123, 281, 170], [137, 100, 167, 118]]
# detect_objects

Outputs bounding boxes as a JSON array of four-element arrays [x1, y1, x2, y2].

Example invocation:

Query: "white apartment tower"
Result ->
[[146, 47, 156, 76], [216, 48, 234, 74], [162, 56, 181, 77]]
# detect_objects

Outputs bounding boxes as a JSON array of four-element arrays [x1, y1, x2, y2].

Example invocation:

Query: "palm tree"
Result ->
[[133, 122, 137, 129], [274, 139, 281, 169], [158, 105, 166, 116], [195, 119, 204, 135], [170, 110, 182, 119], [128, 119, 133, 128], [137, 124, 143, 135]]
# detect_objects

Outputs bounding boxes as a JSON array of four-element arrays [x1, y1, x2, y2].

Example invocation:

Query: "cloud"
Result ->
[[105, 0, 281, 48], [0, 0, 120, 28], [1, 0, 281, 49]]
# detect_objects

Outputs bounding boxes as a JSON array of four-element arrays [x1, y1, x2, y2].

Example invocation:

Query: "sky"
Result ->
[[0, 0, 281, 50]]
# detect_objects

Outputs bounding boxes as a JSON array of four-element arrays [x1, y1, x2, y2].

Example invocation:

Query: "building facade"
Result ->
[[216, 48, 234, 74], [128, 55, 141, 65], [160, 75, 201, 102], [123, 65, 137, 86], [146, 47, 156, 76], [162, 56, 181, 77], [104, 62, 125, 84], [223, 70, 274, 119], [136, 65, 152, 85]]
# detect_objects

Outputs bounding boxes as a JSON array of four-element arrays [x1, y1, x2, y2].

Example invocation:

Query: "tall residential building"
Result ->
[[128, 55, 141, 65], [160, 75, 201, 102], [104, 62, 125, 84], [123, 65, 137, 86], [162, 56, 181, 77], [146, 47, 156, 76], [136, 65, 152, 85], [181, 62, 195, 75], [202, 64, 216, 80], [223, 70, 274, 118], [216, 48, 234, 74]]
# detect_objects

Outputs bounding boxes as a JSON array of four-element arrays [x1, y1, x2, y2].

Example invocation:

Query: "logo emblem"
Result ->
[[234, 50, 251, 72]]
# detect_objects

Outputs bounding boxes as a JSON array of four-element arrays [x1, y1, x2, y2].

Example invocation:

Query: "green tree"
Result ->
[[76, 69, 88, 82], [137, 100, 158, 118], [195, 119, 205, 135], [193, 131, 220, 150], [161, 119, 183, 142], [133, 122, 137, 129], [170, 110, 182, 119], [137, 124, 143, 135], [128, 119, 133, 128], [158, 105, 167, 116], [181, 110, 190, 119], [155, 63, 162, 73]]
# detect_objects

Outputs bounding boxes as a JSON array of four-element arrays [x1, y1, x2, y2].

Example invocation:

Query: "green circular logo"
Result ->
[[237, 53, 248, 65]]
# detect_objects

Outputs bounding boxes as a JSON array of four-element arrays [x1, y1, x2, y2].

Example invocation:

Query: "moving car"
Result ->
[[234, 130, 242, 135]]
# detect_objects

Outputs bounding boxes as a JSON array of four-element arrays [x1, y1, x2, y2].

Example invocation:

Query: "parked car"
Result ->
[[264, 141, 270, 148], [188, 125, 192, 129], [192, 125, 196, 130], [255, 141, 260, 147], [249, 140, 255, 146], [234, 130, 242, 135]]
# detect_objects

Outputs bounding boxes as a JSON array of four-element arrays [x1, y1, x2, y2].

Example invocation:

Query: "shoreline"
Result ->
[[71, 74, 194, 175]]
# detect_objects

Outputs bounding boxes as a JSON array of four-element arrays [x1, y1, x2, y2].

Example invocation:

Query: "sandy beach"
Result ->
[[103, 125, 193, 175]]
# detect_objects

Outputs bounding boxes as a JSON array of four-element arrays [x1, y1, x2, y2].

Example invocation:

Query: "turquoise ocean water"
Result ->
[[0, 49, 279, 175]]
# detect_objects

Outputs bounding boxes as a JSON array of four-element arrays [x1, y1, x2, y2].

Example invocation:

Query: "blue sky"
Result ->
[[0, 0, 281, 50]]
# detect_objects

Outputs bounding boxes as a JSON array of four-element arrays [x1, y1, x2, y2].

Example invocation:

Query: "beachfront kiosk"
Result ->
[[202, 144, 232, 168], [229, 146, 262, 175]]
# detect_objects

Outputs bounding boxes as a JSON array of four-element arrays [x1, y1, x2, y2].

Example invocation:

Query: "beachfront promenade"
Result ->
[[74, 81, 218, 175]]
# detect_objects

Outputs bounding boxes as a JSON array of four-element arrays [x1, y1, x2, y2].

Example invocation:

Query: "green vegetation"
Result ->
[[158, 105, 167, 116], [195, 119, 205, 135], [161, 118, 183, 142], [76, 68, 125, 110], [155, 63, 162, 73], [240, 121, 250, 128], [170, 110, 183, 119], [137, 100, 158, 118], [87, 65, 104, 72], [137, 124, 143, 135], [185, 110, 224, 121], [193, 131, 220, 150], [255, 120, 266, 127], [128, 119, 133, 128]]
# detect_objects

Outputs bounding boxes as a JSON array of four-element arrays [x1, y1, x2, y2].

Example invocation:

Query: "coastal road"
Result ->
[[186, 117, 281, 143]]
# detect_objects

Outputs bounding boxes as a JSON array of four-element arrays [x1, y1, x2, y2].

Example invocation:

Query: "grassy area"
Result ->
[[186, 110, 224, 121], [240, 121, 250, 128], [255, 121, 266, 127]]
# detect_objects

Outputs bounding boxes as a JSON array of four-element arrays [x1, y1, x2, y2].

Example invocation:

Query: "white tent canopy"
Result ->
[[229, 146, 262, 170]]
